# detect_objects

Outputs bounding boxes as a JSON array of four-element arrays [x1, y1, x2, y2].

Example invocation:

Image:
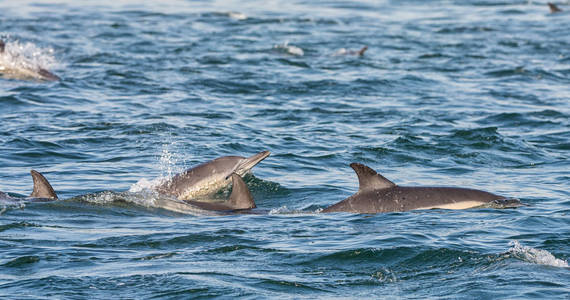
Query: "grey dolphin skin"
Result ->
[[0, 170, 58, 201], [0, 40, 61, 81], [323, 163, 520, 214], [155, 150, 270, 200], [548, 3, 563, 13], [154, 173, 256, 214]]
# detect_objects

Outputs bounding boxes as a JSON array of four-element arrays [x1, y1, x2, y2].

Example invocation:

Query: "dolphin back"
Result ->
[[30, 170, 58, 199]]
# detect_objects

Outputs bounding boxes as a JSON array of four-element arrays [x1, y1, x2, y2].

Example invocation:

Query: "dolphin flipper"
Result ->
[[228, 173, 255, 209], [350, 163, 396, 192], [30, 170, 58, 199]]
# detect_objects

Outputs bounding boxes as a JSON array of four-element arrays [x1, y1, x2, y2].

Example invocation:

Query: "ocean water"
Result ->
[[1, 0, 569, 298]]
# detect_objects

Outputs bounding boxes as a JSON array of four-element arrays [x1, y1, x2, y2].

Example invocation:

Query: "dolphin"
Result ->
[[155, 150, 270, 200], [154, 173, 256, 214], [322, 163, 520, 214], [548, 3, 563, 13], [0, 170, 58, 201], [334, 46, 368, 56], [0, 40, 61, 81]]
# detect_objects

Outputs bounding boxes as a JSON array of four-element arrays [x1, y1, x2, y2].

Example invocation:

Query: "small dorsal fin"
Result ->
[[548, 3, 562, 13], [30, 170, 58, 199], [357, 46, 368, 56], [350, 163, 396, 192], [228, 173, 255, 209]]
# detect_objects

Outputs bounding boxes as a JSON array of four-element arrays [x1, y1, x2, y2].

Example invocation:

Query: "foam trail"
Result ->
[[509, 241, 569, 268]]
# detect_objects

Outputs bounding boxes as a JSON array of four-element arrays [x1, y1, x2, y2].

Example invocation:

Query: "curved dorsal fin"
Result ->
[[350, 163, 396, 192], [30, 170, 58, 199], [228, 173, 255, 209]]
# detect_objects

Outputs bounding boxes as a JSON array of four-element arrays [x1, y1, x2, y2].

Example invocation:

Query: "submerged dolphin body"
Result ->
[[323, 163, 520, 214], [0, 40, 61, 81], [0, 170, 58, 201], [155, 151, 270, 200], [154, 173, 257, 214]]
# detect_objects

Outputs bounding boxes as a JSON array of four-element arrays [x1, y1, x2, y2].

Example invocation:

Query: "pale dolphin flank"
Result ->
[[0, 40, 61, 81], [155, 150, 270, 200], [154, 173, 256, 214], [548, 3, 563, 13], [0, 170, 58, 201], [322, 163, 520, 214]]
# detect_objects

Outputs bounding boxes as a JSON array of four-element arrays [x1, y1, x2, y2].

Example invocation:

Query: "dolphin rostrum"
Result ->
[[153, 173, 256, 214], [322, 163, 520, 214], [0, 170, 58, 201], [0, 40, 61, 81], [155, 150, 270, 200]]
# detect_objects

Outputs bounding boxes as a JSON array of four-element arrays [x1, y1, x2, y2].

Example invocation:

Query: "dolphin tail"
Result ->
[[234, 150, 271, 176], [30, 170, 58, 199], [228, 173, 256, 209], [357, 46, 368, 56], [548, 3, 562, 13]]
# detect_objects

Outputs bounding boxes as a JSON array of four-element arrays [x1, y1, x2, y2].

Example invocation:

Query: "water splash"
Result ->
[[508, 241, 569, 268], [0, 39, 58, 72]]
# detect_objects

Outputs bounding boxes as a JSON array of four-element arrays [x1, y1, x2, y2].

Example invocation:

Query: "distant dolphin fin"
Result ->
[[350, 163, 396, 192], [30, 170, 58, 199], [548, 3, 562, 13], [228, 173, 256, 209], [357, 46, 368, 56]]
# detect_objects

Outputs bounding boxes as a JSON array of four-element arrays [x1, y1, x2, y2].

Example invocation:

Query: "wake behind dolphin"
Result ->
[[323, 163, 521, 214]]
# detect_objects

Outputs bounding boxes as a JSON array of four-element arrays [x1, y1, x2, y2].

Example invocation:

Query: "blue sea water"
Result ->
[[1, 0, 569, 298]]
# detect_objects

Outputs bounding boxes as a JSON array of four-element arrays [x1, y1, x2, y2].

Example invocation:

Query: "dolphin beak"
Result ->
[[233, 150, 271, 176]]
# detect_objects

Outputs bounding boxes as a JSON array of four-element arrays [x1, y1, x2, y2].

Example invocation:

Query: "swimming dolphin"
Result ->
[[155, 150, 270, 200], [334, 46, 368, 56], [548, 3, 563, 13], [322, 163, 520, 214], [154, 173, 256, 214], [0, 170, 58, 201], [0, 40, 61, 81]]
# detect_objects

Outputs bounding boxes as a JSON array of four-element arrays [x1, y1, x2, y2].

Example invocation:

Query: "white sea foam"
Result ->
[[508, 240, 569, 268], [0, 39, 58, 71]]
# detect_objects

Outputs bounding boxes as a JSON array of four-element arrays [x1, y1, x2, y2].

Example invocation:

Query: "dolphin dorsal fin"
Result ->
[[0, 40, 5, 53], [358, 46, 368, 56], [350, 163, 396, 192], [30, 170, 58, 199], [228, 173, 256, 209], [548, 3, 562, 13]]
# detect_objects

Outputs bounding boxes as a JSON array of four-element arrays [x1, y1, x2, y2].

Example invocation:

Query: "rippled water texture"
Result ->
[[1, 0, 569, 298]]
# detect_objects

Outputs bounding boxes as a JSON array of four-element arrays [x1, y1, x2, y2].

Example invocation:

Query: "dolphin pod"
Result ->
[[3, 152, 522, 214], [0, 40, 61, 82], [322, 163, 521, 214]]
